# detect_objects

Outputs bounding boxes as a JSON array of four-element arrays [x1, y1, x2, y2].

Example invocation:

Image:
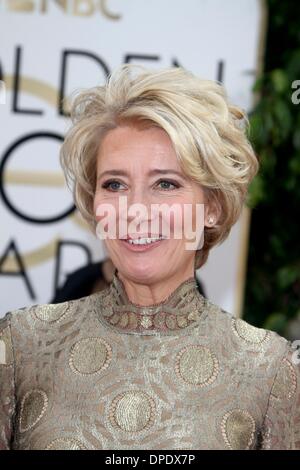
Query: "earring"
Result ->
[[207, 215, 215, 226]]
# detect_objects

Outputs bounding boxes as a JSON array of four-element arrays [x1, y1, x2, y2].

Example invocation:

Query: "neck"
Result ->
[[96, 268, 206, 335], [116, 267, 196, 307]]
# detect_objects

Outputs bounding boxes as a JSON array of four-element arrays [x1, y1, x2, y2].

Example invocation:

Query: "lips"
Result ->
[[120, 236, 166, 251], [120, 234, 165, 240]]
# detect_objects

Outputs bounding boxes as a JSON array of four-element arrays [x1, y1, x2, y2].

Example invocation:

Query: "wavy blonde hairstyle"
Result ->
[[60, 64, 259, 269]]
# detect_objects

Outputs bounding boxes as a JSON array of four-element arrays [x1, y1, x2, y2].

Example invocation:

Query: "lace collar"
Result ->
[[96, 270, 207, 335]]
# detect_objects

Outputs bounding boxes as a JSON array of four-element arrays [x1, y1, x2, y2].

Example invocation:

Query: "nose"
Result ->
[[127, 183, 152, 207], [119, 183, 153, 231]]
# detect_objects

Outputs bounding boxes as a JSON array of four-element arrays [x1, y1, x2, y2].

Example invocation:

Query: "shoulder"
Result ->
[[0, 284, 110, 335], [198, 298, 300, 408], [202, 297, 290, 367], [0, 293, 97, 353], [1, 298, 76, 329]]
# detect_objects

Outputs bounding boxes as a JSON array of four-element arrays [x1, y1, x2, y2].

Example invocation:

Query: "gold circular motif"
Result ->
[[153, 312, 166, 329], [165, 314, 177, 330], [69, 337, 112, 375], [33, 303, 70, 323], [177, 315, 188, 328], [109, 390, 156, 432], [232, 318, 269, 345], [19, 389, 48, 433], [128, 312, 138, 330], [221, 409, 256, 450], [119, 313, 129, 328], [46, 437, 86, 450], [271, 357, 297, 400], [175, 345, 219, 386]]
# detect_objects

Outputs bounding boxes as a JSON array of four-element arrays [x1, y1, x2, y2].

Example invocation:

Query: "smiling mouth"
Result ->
[[121, 235, 166, 246]]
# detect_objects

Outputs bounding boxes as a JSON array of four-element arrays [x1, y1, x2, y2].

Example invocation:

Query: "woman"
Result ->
[[0, 64, 299, 450]]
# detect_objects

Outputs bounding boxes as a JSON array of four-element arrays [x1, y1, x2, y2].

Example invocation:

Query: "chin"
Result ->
[[121, 263, 164, 283]]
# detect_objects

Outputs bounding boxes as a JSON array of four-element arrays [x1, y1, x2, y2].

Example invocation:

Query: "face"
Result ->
[[93, 121, 209, 284]]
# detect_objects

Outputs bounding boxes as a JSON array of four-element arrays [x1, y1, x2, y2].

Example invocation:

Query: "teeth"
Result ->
[[126, 237, 164, 245]]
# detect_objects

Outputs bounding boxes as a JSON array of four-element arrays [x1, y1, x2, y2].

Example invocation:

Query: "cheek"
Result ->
[[93, 194, 119, 239], [166, 202, 204, 240], [93, 192, 116, 218], [93, 191, 107, 218], [160, 205, 185, 239]]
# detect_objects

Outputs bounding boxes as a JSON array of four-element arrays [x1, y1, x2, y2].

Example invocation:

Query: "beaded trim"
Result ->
[[96, 272, 206, 335]]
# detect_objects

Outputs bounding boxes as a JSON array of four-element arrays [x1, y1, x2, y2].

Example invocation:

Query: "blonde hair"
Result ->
[[60, 64, 259, 269]]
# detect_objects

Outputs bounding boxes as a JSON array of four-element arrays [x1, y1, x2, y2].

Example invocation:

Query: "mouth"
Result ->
[[119, 235, 167, 251]]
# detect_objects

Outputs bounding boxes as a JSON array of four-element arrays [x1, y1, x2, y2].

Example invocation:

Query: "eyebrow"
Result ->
[[97, 169, 187, 179]]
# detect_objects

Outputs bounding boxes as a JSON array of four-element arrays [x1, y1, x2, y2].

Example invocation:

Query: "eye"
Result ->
[[156, 179, 180, 190], [101, 180, 126, 191]]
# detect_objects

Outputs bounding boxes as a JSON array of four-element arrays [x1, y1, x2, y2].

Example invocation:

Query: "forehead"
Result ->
[[97, 123, 180, 169]]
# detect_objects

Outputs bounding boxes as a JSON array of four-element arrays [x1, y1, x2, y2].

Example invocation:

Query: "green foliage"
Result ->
[[243, 0, 300, 337]]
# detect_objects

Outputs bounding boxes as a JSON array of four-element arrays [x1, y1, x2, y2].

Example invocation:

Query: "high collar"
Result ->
[[96, 270, 207, 335]]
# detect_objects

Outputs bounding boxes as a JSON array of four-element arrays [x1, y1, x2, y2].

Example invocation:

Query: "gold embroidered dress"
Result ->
[[1, 272, 300, 450]]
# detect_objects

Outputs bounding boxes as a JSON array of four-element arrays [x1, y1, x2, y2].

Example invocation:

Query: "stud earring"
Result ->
[[207, 215, 215, 225]]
